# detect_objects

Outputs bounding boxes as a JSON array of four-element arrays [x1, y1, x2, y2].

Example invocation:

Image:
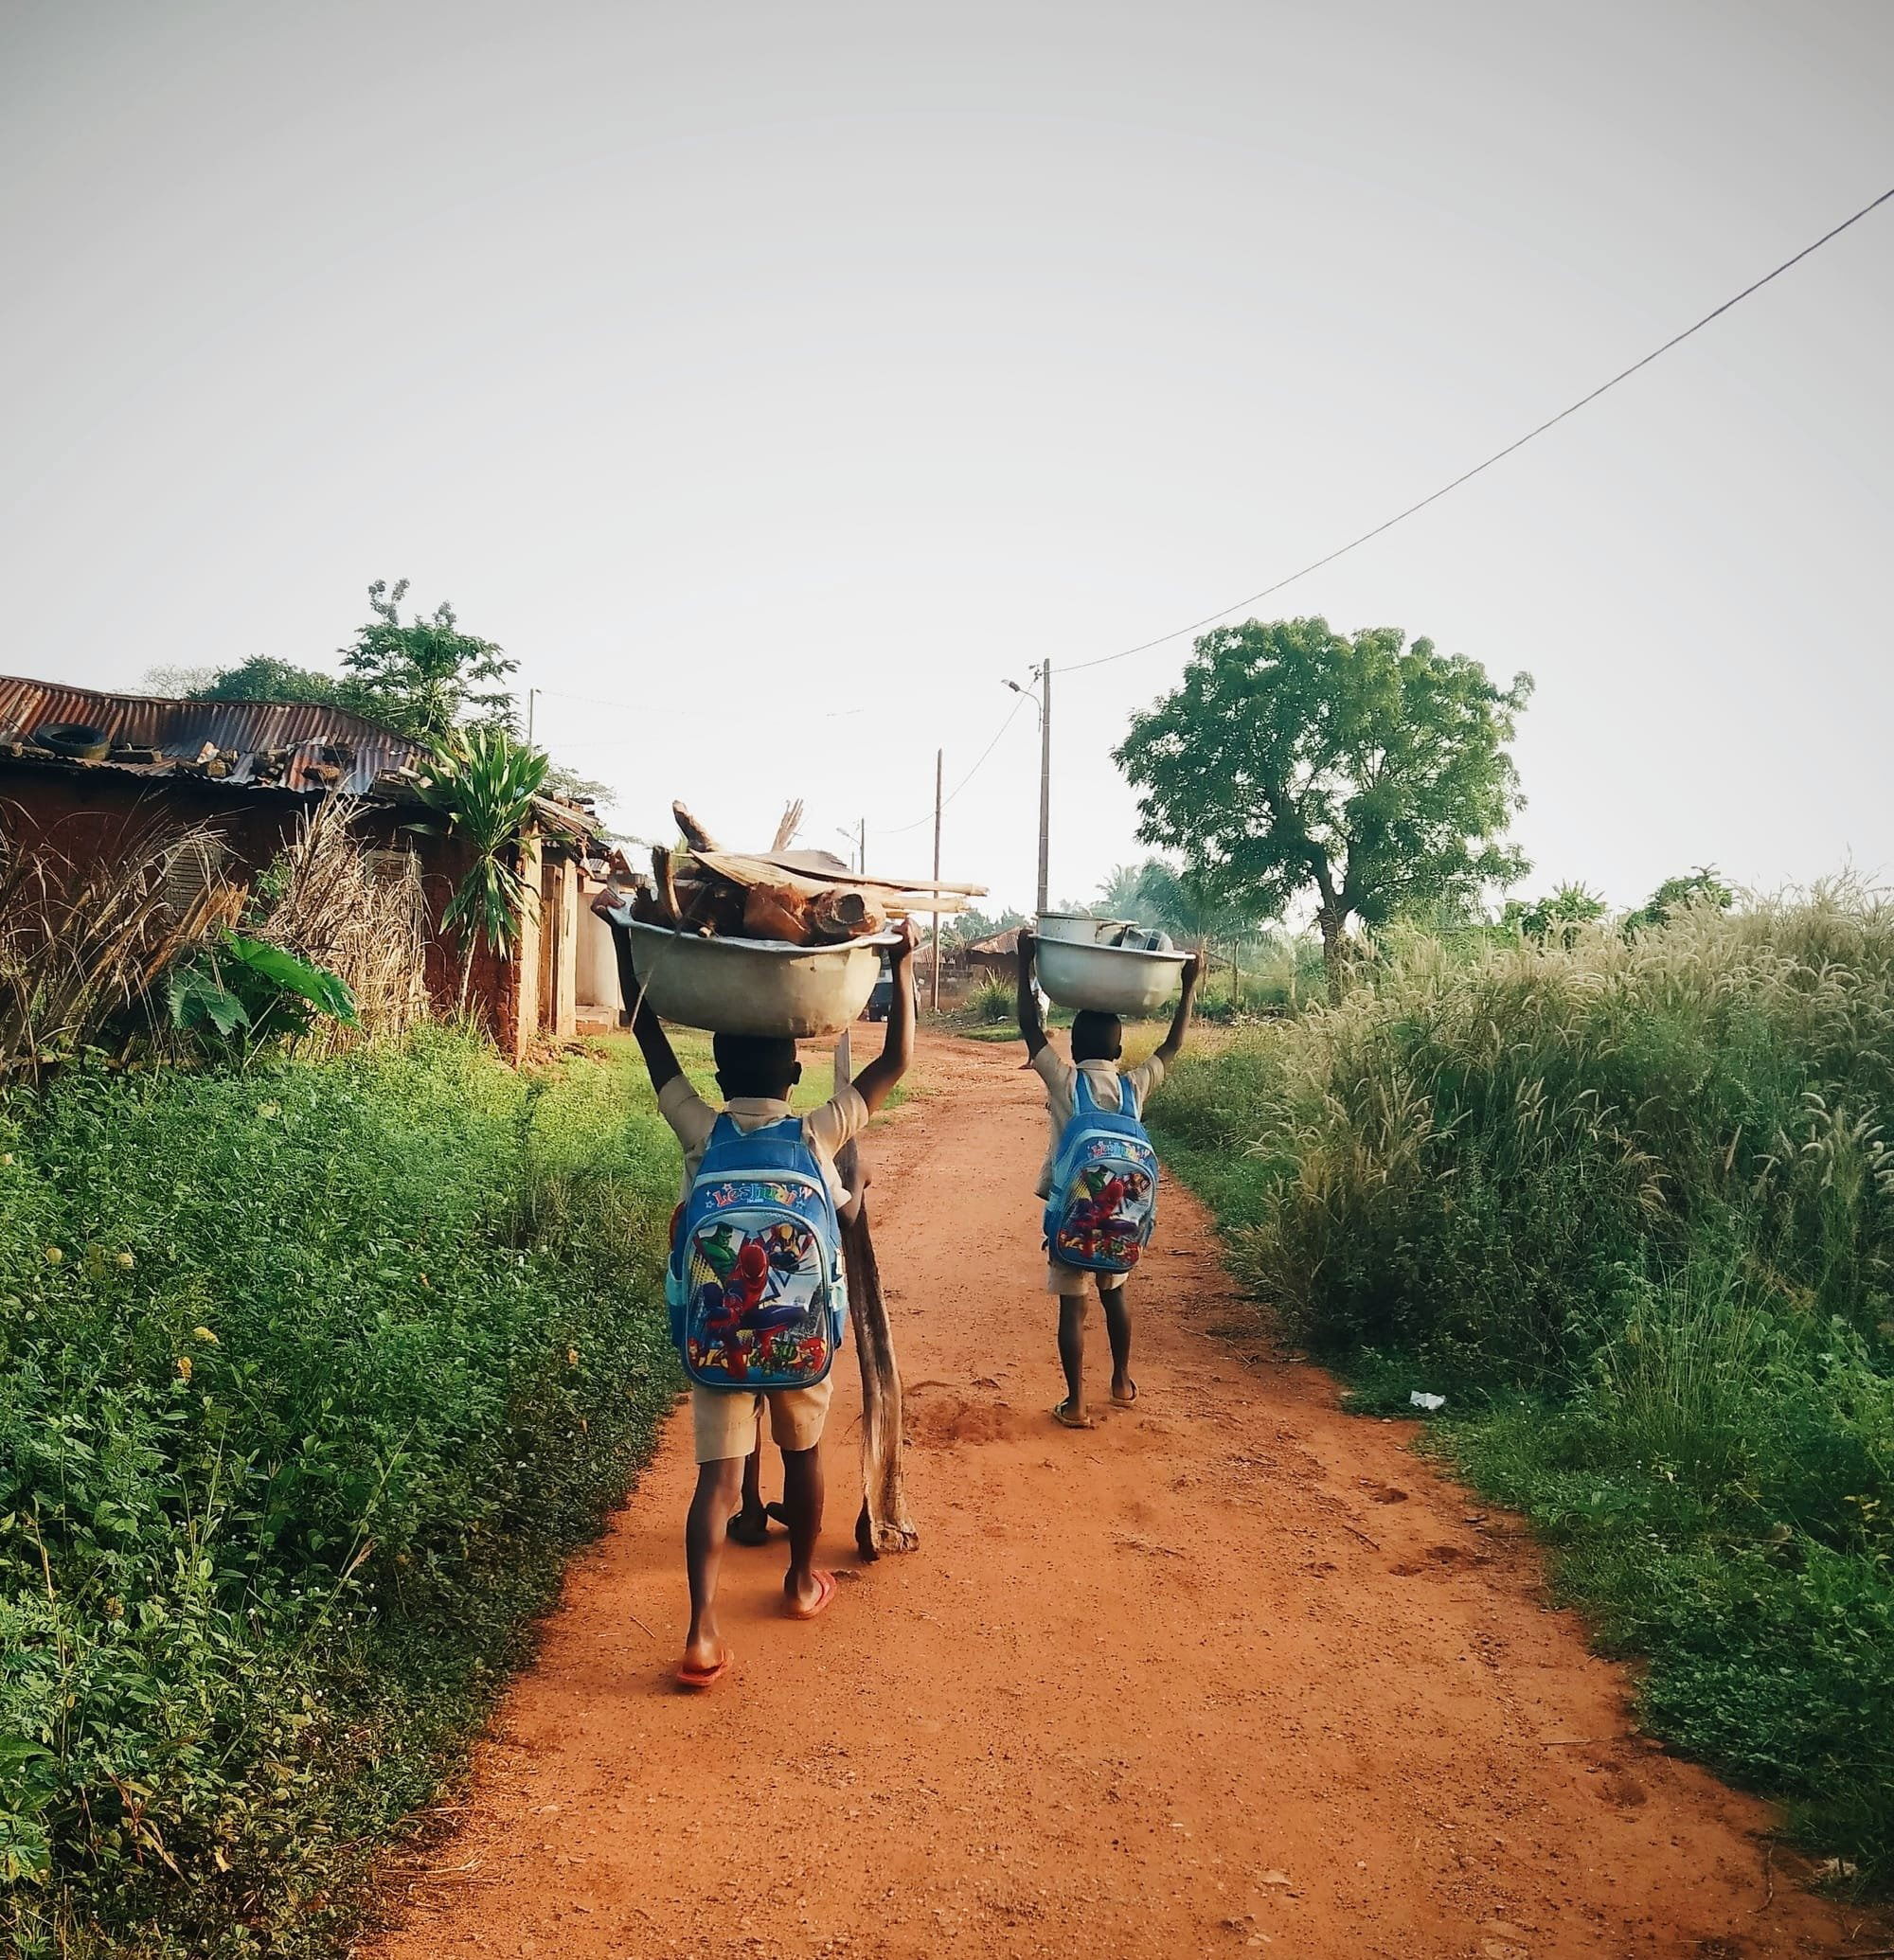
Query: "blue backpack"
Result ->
[[665, 1112, 847, 1390], [1043, 1070, 1161, 1275]]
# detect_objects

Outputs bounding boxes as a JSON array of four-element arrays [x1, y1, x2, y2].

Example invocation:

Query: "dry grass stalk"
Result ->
[[249, 798, 429, 1047], [0, 809, 243, 1076]]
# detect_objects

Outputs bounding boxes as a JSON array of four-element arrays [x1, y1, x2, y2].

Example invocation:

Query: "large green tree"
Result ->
[[1115, 616, 1531, 997], [338, 579, 518, 745], [199, 656, 348, 705]]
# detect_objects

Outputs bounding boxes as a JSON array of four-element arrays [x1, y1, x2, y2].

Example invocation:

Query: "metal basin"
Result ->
[[1036, 910, 1134, 945], [1034, 935, 1188, 1016], [624, 921, 897, 1038]]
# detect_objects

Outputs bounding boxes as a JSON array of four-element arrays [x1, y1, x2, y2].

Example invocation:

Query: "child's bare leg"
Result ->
[[729, 1444, 770, 1544], [1057, 1292, 1088, 1417], [778, 1441, 827, 1613], [1101, 1282, 1135, 1401], [684, 1456, 744, 1670]]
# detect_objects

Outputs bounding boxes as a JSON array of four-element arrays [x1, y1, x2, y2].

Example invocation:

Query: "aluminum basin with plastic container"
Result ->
[[1033, 935, 1188, 1017], [1035, 909, 1135, 945], [624, 921, 897, 1038]]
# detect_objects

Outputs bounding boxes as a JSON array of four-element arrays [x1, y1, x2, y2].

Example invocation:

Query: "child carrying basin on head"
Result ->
[[1016, 928, 1200, 1430], [626, 920, 918, 1689]]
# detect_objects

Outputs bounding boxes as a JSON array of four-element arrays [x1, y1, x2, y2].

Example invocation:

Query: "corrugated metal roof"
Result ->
[[0, 675, 420, 796]]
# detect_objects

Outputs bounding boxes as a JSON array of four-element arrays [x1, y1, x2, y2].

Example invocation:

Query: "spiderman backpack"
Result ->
[[665, 1112, 847, 1390], [1043, 1070, 1161, 1275]]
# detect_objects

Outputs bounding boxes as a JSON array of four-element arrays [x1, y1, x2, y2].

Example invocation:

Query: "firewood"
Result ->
[[770, 799, 804, 853], [671, 801, 720, 852], [649, 845, 681, 926], [673, 877, 745, 938], [810, 888, 873, 937], [688, 852, 885, 940], [833, 1030, 918, 1559], [742, 884, 814, 945]]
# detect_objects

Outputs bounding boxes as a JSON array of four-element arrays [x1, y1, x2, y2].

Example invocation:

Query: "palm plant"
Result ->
[[413, 725, 550, 1007], [1129, 857, 1279, 1008]]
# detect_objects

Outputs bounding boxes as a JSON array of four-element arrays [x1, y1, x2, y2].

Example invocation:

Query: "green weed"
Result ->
[[0, 1029, 677, 1955]]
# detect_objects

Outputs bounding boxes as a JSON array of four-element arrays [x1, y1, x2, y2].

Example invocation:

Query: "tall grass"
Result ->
[[0, 817, 243, 1078], [246, 799, 431, 1046], [1155, 884, 1894, 1884]]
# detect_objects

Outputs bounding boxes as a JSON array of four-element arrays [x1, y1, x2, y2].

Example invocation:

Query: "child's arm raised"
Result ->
[[852, 919, 918, 1114], [1016, 929, 1048, 1059], [1152, 950, 1204, 1068], [629, 987, 685, 1096]]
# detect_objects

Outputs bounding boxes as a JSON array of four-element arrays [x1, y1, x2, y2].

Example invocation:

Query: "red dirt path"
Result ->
[[370, 1031, 1873, 1960]]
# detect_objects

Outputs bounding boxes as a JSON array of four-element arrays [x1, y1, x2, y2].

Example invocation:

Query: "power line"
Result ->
[[878, 692, 1032, 835], [1063, 182, 1894, 675], [526, 683, 647, 715]]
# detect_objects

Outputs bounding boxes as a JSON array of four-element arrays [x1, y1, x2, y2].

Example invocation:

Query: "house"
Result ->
[[964, 926, 1026, 976], [0, 675, 604, 1059]]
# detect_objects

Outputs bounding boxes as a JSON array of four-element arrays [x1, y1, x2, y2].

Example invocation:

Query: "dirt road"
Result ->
[[374, 1032, 1868, 1959]]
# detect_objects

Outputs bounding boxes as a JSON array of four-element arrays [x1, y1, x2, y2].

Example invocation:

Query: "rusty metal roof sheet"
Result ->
[[0, 675, 421, 796]]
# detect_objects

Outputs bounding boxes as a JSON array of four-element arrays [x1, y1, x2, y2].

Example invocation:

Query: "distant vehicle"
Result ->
[[862, 958, 919, 1023]]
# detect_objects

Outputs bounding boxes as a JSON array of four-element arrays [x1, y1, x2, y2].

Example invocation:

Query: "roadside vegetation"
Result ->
[[0, 1030, 678, 1956], [1152, 886, 1894, 1887]]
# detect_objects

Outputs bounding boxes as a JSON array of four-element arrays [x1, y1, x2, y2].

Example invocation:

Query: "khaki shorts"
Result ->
[[690, 1378, 833, 1464], [1046, 1258, 1128, 1298]]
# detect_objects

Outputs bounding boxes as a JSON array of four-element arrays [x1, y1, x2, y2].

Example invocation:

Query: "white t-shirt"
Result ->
[[1030, 1046, 1166, 1199], [657, 1076, 868, 1210]]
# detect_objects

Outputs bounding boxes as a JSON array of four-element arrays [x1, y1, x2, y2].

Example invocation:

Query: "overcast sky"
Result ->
[[3, 1, 1889, 918]]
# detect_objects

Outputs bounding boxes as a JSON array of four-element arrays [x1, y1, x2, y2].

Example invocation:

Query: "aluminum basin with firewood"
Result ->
[[1034, 935, 1188, 1017], [625, 920, 899, 1038]]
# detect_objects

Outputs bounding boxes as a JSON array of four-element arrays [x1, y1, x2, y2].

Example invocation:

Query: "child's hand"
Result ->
[[1017, 927, 1036, 969], [890, 918, 918, 965], [1182, 951, 1204, 989]]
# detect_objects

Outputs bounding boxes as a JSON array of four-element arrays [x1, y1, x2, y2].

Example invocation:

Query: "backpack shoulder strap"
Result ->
[[1117, 1072, 1141, 1121], [1071, 1067, 1099, 1117]]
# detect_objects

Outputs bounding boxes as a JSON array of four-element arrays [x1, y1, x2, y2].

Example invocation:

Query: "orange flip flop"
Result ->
[[785, 1570, 839, 1621], [676, 1647, 734, 1691]]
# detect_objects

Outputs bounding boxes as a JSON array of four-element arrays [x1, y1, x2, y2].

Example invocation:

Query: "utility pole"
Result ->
[[526, 686, 538, 745], [1036, 660, 1052, 916], [858, 817, 867, 877], [930, 746, 943, 1015], [1007, 662, 1055, 918]]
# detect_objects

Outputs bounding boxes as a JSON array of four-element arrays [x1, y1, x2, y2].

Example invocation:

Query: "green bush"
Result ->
[[1154, 885, 1894, 1885], [0, 1030, 677, 1955]]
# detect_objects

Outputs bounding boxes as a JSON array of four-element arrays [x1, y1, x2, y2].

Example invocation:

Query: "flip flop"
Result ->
[[1111, 1381, 1139, 1408], [784, 1569, 839, 1621], [727, 1510, 772, 1546], [1051, 1399, 1096, 1431], [676, 1647, 734, 1691]]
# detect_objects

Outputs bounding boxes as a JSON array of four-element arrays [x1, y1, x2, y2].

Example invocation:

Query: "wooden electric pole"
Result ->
[[930, 746, 943, 1014], [1036, 660, 1052, 916]]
